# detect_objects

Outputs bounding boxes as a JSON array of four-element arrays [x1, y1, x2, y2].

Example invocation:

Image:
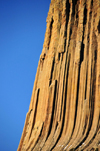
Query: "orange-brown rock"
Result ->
[[18, 0, 100, 150]]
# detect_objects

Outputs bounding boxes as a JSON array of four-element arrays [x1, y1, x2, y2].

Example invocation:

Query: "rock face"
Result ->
[[18, 0, 100, 150]]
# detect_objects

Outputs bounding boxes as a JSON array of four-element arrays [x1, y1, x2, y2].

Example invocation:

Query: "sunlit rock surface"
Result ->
[[18, 0, 100, 150]]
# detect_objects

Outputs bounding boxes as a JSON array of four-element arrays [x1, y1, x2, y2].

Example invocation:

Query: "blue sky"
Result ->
[[0, 0, 51, 150]]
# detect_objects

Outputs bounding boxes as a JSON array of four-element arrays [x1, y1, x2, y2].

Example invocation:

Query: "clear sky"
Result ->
[[0, 0, 51, 150]]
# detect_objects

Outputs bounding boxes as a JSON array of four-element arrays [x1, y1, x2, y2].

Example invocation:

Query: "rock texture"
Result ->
[[18, 0, 100, 150]]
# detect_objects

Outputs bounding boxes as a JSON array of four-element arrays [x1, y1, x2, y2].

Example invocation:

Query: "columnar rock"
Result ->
[[18, 0, 100, 150]]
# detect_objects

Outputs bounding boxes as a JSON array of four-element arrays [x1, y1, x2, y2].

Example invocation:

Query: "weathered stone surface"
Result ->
[[18, 0, 100, 150]]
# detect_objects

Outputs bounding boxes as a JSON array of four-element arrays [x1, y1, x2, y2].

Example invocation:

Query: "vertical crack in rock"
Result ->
[[18, 0, 100, 151], [48, 18, 54, 50], [97, 20, 100, 34]]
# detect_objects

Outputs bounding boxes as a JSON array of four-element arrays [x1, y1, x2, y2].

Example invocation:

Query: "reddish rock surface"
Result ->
[[18, 0, 100, 150]]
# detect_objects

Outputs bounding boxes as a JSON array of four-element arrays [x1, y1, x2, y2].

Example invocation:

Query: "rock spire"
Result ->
[[18, 0, 100, 150]]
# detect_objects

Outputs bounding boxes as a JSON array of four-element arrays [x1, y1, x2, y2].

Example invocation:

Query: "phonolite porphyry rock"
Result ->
[[18, 0, 100, 150]]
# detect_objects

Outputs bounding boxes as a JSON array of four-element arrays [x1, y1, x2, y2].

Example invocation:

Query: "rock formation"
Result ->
[[18, 0, 100, 150]]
